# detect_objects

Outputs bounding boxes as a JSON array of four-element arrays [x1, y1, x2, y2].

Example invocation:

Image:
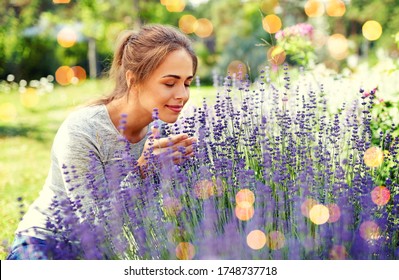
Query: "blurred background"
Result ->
[[1, 0, 399, 259], [1, 0, 399, 84]]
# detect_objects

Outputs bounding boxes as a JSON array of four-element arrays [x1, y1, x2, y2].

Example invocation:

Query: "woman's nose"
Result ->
[[175, 84, 189, 100]]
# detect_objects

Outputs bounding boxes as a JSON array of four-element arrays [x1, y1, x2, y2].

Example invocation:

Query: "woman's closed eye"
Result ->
[[165, 83, 191, 88]]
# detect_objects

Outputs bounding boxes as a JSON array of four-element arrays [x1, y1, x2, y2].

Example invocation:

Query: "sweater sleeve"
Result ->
[[50, 114, 107, 224]]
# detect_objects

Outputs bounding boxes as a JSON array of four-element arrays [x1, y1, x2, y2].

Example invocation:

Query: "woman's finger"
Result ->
[[153, 133, 189, 148]]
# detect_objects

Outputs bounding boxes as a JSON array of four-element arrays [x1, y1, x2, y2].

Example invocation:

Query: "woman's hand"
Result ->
[[137, 127, 197, 176]]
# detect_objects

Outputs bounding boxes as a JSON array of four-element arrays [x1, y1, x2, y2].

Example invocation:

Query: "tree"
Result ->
[[0, 0, 54, 79]]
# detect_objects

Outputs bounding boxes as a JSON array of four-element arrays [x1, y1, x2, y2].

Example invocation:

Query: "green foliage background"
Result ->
[[1, 0, 399, 82]]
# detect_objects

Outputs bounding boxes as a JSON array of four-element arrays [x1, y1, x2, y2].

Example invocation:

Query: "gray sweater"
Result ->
[[16, 104, 149, 239]]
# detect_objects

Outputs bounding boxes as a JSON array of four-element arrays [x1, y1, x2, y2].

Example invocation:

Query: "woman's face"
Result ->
[[135, 49, 194, 123]]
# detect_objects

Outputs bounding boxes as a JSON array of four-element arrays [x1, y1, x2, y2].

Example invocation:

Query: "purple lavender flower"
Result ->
[[42, 63, 399, 260]]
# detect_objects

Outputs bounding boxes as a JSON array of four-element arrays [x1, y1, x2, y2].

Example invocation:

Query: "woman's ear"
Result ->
[[125, 70, 136, 89]]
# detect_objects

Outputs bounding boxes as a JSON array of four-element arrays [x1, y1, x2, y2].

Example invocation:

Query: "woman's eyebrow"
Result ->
[[162, 74, 194, 80]]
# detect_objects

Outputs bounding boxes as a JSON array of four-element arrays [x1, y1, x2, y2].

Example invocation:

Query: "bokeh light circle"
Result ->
[[6, 74, 15, 82], [309, 204, 330, 225], [265, 231, 285, 250], [327, 34, 348, 60], [327, 203, 341, 223], [71, 66, 87, 83], [235, 189, 255, 207], [329, 245, 347, 259], [359, 221, 380, 241], [164, 0, 186, 12], [193, 18, 213, 38], [326, 0, 346, 17], [363, 146, 384, 168], [235, 205, 255, 221], [0, 103, 17, 122], [262, 14, 282, 34], [260, 0, 279, 14], [53, 0, 71, 3], [55, 66, 74, 86], [371, 186, 390, 206], [193, 179, 214, 199], [247, 230, 266, 250], [57, 27, 77, 48], [267, 46, 286, 65], [175, 242, 195, 260], [301, 198, 318, 218], [362, 20, 382, 41], [162, 197, 183, 217], [227, 60, 247, 80], [20, 88, 39, 108], [179, 14, 197, 34], [304, 0, 324, 17]]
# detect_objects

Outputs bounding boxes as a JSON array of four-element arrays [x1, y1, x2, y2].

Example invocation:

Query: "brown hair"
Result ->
[[93, 24, 198, 105]]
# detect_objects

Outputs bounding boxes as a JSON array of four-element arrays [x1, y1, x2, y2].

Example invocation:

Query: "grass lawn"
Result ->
[[0, 80, 217, 259]]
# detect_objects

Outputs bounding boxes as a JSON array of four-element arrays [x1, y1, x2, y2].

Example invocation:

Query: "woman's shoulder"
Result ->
[[55, 105, 112, 139], [61, 105, 107, 128], [67, 104, 105, 121]]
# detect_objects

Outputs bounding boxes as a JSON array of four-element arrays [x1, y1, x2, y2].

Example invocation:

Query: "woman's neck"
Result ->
[[105, 98, 152, 143]]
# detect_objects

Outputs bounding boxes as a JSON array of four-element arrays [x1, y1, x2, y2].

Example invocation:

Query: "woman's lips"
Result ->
[[165, 105, 183, 113]]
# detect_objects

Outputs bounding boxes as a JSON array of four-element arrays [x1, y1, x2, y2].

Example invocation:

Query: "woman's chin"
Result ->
[[158, 115, 180, 123]]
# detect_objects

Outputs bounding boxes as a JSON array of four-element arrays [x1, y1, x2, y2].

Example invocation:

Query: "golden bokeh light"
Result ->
[[0, 103, 17, 122], [194, 18, 213, 38], [260, 0, 279, 14], [309, 204, 330, 225], [227, 60, 248, 80], [246, 230, 266, 250], [162, 197, 183, 217], [235, 189, 255, 207], [327, 34, 348, 60], [179, 14, 197, 34], [193, 179, 214, 199], [371, 186, 390, 206], [164, 0, 186, 12], [267, 46, 286, 65], [326, 0, 346, 17], [176, 242, 195, 260], [304, 0, 324, 17], [363, 146, 384, 168], [359, 221, 381, 241], [55, 66, 74, 86], [262, 14, 282, 34], [57, 27, 77, 48], [265, 231, 285, 250], [329, 245, 347, 260], [327, 203, 341, 223], [20, 88, 39, 108], [71, 66, 87, 83], [362, 20, 383, 41], [53, 0, 71, 3], [301, 198, 318, 218], [235, 205, 255, 221]]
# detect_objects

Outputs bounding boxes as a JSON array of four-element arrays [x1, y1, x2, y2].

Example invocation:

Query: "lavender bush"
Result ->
[[44, 65, 398, 260]]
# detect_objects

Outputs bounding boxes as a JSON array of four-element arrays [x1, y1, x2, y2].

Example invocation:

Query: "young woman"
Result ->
[[7, 24, 198, 259]]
